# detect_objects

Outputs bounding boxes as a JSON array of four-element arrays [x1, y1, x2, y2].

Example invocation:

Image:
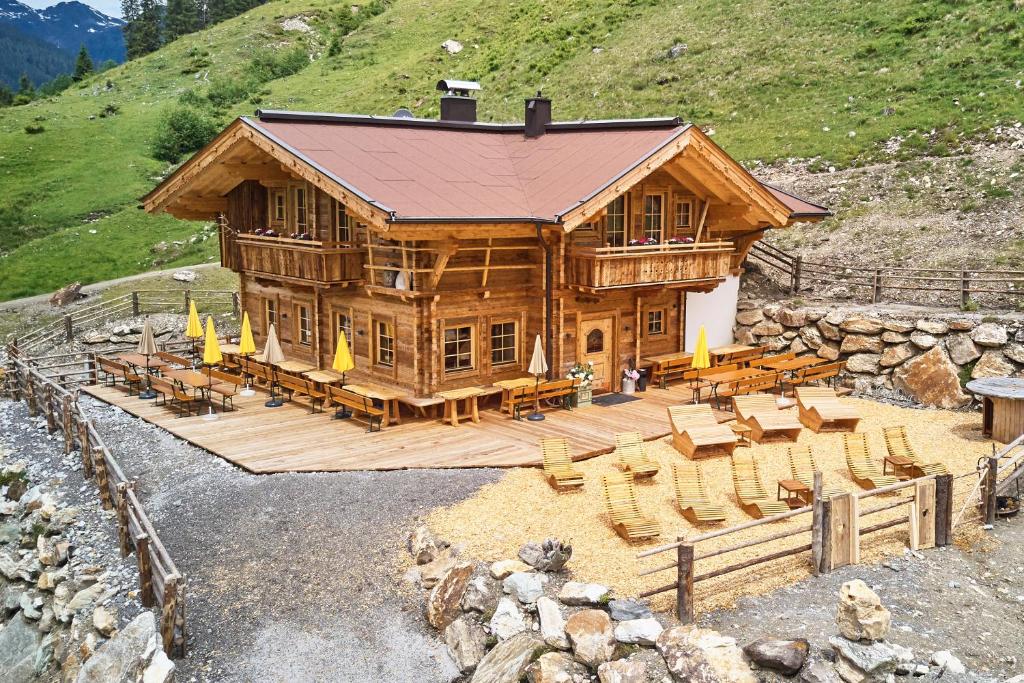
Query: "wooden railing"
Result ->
[[747, 242, 1024, 309], [3, 347, 185, 655], [567, 241, 734, 291], [235, 234, 364, 284], [637, 472, 954, 622]]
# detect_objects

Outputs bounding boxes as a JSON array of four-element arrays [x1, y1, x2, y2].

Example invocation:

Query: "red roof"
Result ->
[[763, 183, 831, 219]]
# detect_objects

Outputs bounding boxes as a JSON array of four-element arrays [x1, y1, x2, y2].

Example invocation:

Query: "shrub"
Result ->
[[24, 124, 45, 134], [151, 106, 219, 163]]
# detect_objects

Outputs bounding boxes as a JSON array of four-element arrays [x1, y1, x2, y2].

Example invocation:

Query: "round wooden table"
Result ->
[[965, 377, 1024, 442]]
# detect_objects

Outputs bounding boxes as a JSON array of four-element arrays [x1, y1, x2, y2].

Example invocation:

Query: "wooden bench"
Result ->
[[785, 360, 846, 394], [509, 378, 579, 420], [720, 346, 766, 367], [711, 371, 782, 409], [650, 356, 695, 389], [276, 374, 326, 414], [156, 351, 191, 368], [149, 375, 202, 418], [200, 367, 241, 411], [325, 385, 384, 432], [749, 351, 796, 369], [96, 357, 123, 387]]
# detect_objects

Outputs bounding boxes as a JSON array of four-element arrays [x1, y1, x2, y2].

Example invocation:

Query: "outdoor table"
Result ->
[[884, 454, 915, 480], [709, 344, 754, 364], [642, 351, 693, 365], [965, 377, 1024, 443], [275, 360, 316, 375], [729, 423, 752, 448], [220, 343, 241, 354], [692, 367, 767, 403], [117, 354, 168, 374], [437, 387, 484, 427], [777, 479, 812, 509], [344, 383, 406, 426], [303, 370, 345, 405], [164, 369, 235, 403], [493, 377, 536, 414], [760, 356, 823, 373]]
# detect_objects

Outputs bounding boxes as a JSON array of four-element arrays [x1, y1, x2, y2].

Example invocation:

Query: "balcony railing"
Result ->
[[567, 241, 734, 290], [235, 234, 364, 284]]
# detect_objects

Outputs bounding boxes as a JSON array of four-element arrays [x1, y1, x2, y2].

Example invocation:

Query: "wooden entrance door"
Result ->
[[579, 317, 615, 392]]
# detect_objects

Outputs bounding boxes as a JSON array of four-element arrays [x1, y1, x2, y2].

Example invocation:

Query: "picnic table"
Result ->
[[493, 377, 537, 414], [642, 351, 693, 365], [437, 386, 484, 427], [709, 344, 754, 363], [303, 370, 346, 406], [275, 360, 316, 375], [220, 343, 241, 354], [760, 356, 823, 373], [117, 354, 168, 373], [164, 368, 235, 405], [692, 367, 769, 403], [344, 383, 406, 426]]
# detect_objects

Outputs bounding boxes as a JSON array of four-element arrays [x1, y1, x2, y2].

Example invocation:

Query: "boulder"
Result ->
[[0, 614, 43, 683], [971, 322, 1008, 347], [734, 326, 756, 346], [92, 607, 117, 637], [790, 338, 808, 355], [948, 318, 975, 331], [817, 342, 840, 361], [743, 638, 809, 676], [777, 308, 808, 327], [930, 650, 966, 675], [408, 526, 445, 565], [971, 350, 1015, 379], [444, 615, 488, 674], [503, 571, 546, 604], [946, 333, 982, 365], [892, 347, 971, 409], [909, 332, 939, 349], [49, 282, 83, 307], [915, 319, 949, 334], [762, 336, 790, 352], [489, 597, 527, 640], [879, 343, 915, 368], [461, 575, 498, 614], [558, 581, 611, 606], [829, 636, 912, 683], [427, 561, 474, 630], [608, 598, 652, 621], [840, 317, 885, 335], [441, 39, 464, 55], [657, 626, 756, 683], [142, 650, 173, 683], [735, 309, 765, 326], [840, 335, 884, 354], [171, 269, 197, 283], [817, 320, 842, 341], [800, 660, 842, 683], [526, 651, 590, 683], [64, 583, 105, 616], [882, 319, 916, 333], [1003, 342, 1024, 364], [800, 326, 824, 349], [490, 559, 532, 580], [565, 609, 615, 668], [471, 633, 543, 683], [419, 551, 457, 588], [536, 596, 569, 650], [613, 618, 663, 646], [845, 354, 881, 374], [880, 331, 908, 343], [836, 580, 890, 642], [518, 538, 572, 572], [751, 321, 784, 337], [75, 611, 161, 683], [764, 303, 783, 319], [598, 658, 648, 682]]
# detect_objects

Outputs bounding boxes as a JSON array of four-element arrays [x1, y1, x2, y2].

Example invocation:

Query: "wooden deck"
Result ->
[[81, 383, 728, 473]]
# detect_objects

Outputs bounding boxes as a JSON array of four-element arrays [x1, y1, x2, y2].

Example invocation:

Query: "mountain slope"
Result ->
[[0, 23, 75, 88], [0, 0, 1022, 301], [0, 0, 125, 76]]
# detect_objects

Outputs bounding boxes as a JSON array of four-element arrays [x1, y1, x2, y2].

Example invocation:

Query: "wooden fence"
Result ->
[[747, 242, 1024, 309], [636, 471, 955, 622], [3, 347, 185, 655], [13, 288, 238, 354]]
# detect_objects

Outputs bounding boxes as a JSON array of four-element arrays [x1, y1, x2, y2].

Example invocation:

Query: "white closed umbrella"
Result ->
[[262, 324, 286, 408], [137, 318, 159, 400], [527, 335, 548, 422]]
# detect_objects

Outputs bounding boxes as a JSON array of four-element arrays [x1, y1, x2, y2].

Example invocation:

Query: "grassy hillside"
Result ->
[[1, 0, 1022, 301]]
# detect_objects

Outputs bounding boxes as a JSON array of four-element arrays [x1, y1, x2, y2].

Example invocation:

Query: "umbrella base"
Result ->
[[201, 410, 218, 421], [265, 398, 283, 408], [138, 389, 157, 400], [333, 409, 352, 420], [527, 412, 546, 422], [239, 388, 256, 397]]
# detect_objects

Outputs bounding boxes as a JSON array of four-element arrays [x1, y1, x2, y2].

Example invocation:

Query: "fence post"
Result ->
[[676, 540, 694, 624], [61, 395, 73, 454], [64, 315, 73, 342], [231, 292, 240, 318], [88, 353, 98, 385], [161, 578, 179, 655], [817, 496, 834, 573], [24, 375, 36, 417], [115, 482, 133, 557], [78, 421, 93, 478], [811, 471, 824, 575], [791, 256, 802, 294], [934, 474, 953, 546], [43, 385, 57, 433], [94, 447, 112, 509], [136, 534, 155, 607], [872, 269, 882, 303], [183, 289, 191, 315], [132, 291, 140, 316], [984, 456, 998, 526], [960, 268, 970, 308]]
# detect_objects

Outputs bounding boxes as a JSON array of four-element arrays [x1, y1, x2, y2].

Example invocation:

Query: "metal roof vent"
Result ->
[[393, 107, 415, 119], [436, 79, 480, 123]]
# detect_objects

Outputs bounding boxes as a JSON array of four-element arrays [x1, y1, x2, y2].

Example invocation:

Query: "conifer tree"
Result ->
[[165, 0, 200, 40], [73, 45, 94, 81], [18, 73, 33, 96]]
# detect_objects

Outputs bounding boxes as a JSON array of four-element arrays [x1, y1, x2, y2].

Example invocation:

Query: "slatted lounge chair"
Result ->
[[731, 452, 790, 519], [883, 426, 948, 476], [732, 393, 803, 443], [540, 438, 585, 491], [796, 387, 861, 433], [843, 433, 900, 490], [600, 472, 660, 541], [672, 461, 726, 524], [667, 404, 738, 459], [787, 445, 844, 499], [613, 432, 659, 479]]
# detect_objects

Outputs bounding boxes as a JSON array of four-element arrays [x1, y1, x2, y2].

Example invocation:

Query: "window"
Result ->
[[295, 304, 311, 346], [647, 310, 665, 336], [335, 310, 352, 346], [293, 186, 307, 232], [444, 325, 474, 372], [334, 200, 357, 242], [376, 320, 394, 367], [271, 190, 286, 223], [263, 298, 277, 332], [606, 196, 626, 247], [586, 328, 604, 353], [643, 194, 663, 242], [675, 201, 692, 229], [490, 321, 517, 366]]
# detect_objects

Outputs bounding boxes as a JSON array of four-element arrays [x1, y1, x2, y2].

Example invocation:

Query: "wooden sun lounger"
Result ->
[[732, 393, 802, 443], [843, 433, 900, 490], [796, 387, 861, 433], [667, 404, 738, 459], [540, 438, 584, 491], [600, 472, 660, 541], [731, 452, 790, 519], [883, 426, 948, 476], [672, 461, 726, 523], [787, 445, 843, 499], [613, 432, 659, 479]]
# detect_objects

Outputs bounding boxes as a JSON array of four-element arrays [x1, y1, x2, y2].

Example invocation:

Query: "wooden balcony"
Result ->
[[567, 241, 734, 291], [235, 234, 364, 285]]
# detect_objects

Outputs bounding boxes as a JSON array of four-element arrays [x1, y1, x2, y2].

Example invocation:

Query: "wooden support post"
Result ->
[[676, 541, 694, 624], [183, 289, 190, 315], [89, 354, 98, 385], [960, 268, 970, 308], [132, 291, 140, 316], [61, 395, 73, 454], [791, 255, 802, 293], [78, 421, 93, 478], [115, 482, 133, 557], [231, 292, 240, 318], [94, 449, 112, 509], [872, 269, 882, 303], [43, 385, 57, 433], [136, 534, 155, 607], [984, 456, 998, 526], [24, 376, 36, 417], [64, 315, 73, 342], [818, 496, 834, 573], [160, 578, 179, 655], [811, 471, 824, 575], [934, 474, 953, 546]]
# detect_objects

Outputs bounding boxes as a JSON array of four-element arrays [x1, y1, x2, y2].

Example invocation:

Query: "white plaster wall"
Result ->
[[685, 275, 740, 350]]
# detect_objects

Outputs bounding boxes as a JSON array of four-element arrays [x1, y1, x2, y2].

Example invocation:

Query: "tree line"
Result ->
[[1, 45, 111, 108], [121, 0, 267, 59]]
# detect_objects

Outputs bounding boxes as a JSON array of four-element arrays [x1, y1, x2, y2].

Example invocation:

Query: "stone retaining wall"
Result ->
[[733, 301, 1024, 408]]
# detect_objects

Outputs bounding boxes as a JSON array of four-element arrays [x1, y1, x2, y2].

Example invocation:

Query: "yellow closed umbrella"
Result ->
[[691, 325, 711, 370], [238, 312, 257, 396], [201, 317, 222, 420], [331, 331, 355, 419], [185, 300, 203, 363]]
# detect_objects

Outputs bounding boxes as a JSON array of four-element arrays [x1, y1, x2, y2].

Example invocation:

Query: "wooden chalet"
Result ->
[[142, 81, 828, 397]]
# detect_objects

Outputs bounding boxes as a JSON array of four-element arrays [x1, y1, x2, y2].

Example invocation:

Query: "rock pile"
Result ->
[[734, 301, 1024, 407]]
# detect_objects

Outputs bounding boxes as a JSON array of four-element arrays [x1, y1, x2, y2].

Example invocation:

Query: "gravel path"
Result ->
[[4, 395, 502, 682]]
